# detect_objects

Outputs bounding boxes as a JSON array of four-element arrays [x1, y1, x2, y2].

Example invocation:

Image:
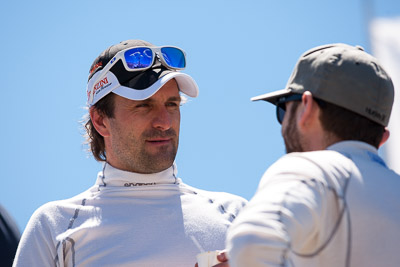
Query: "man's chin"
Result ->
[[147, 159, 175, 173], [145, 152, 176, 169]]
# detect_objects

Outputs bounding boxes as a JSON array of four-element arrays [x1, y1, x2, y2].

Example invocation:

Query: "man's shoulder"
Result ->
[[27, 187, 95, 228], [279, 149, 351, 169], [262, 149, 354, 186]]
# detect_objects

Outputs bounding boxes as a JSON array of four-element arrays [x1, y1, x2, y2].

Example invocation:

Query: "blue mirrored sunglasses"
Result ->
[[276, 94, 303, 124], [96, 46, 186, 78], [122, 46, 186, 70]]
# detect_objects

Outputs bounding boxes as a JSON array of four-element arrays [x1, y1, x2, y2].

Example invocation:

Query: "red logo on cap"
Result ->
[[88, 77, 109, 103], [88, 76, 111, 104], [94, 77, 109, 93]]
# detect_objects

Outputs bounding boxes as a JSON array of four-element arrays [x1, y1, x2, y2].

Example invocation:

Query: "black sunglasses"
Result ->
[[275, 94, 303, 124]]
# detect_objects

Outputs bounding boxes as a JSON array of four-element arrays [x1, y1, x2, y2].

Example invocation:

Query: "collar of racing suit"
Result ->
[[95, 162, 179, 188]]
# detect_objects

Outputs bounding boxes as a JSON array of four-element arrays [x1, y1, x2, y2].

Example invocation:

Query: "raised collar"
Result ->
[[95, 162, 179, 188], [327, 140, 378, 155], [327, 140, 386, 167]]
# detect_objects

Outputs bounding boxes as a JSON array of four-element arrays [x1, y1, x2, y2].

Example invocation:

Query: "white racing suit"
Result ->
[[227, 141, 400, 267], [14, 163, 247, 267]]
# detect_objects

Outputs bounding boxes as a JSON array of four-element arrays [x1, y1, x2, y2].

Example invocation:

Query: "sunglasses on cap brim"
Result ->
[[276, 94, 303, 124], [103, 46, 186, 75], [87, 46, 187, 106]]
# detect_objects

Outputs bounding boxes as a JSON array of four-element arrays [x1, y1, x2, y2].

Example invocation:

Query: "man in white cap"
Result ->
[[14, 40, 246, 266], [225, 44, 400, 267]]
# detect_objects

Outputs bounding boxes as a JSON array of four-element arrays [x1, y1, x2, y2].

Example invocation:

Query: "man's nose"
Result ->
[[152, 107, 172, 131]]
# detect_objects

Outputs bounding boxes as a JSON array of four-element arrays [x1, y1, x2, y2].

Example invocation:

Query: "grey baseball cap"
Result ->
[[251, 43, 394, 126]]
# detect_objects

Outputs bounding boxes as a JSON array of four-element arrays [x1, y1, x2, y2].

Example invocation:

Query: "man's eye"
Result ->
[[166, 102, 179, 107], [167, 102, 180, 108], [136, 103, 150, 108]]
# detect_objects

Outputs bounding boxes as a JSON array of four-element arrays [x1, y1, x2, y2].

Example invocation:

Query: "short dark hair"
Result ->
[[316, 98, 384, 148], [84, 93, 116, 161]]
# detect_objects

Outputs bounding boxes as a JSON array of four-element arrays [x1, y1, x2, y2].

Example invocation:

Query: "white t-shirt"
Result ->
[[14, 163, 247, 267], [226, 141, 400, 267]]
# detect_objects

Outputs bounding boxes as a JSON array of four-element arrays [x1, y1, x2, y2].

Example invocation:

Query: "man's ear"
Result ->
[[298, 91, 318, 128], [379, 127, 390, 148], [89, 107, 111, 137]]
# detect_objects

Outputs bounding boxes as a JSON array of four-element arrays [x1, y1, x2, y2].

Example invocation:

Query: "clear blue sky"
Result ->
[[1, 0, 399, 232]]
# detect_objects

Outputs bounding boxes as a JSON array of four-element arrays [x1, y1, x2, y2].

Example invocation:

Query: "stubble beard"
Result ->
[[283, 106, 304, 154], [112, 128, 179, 174], [136, 131, 179, 173]]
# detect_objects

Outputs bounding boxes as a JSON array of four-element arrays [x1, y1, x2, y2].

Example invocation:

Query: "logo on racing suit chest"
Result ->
[[124, 182, 156, 187]]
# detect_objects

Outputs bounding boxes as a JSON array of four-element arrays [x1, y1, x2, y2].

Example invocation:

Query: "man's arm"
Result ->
[[13, 204, 58, 267]]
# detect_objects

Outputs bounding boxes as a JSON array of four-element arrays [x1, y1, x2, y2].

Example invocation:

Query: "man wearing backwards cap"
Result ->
[[223, 43, 400, 267], [13, 40, 246, 266]]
